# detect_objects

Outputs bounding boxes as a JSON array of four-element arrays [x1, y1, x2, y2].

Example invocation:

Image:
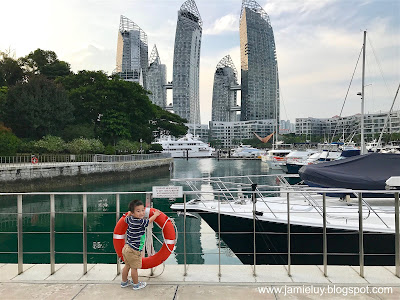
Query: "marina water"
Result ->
[[0, 158, 281, 265]]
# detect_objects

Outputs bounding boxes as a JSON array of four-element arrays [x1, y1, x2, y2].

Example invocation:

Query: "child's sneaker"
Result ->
[[121, 279, 133, 288], [132, 281, 147, 290]]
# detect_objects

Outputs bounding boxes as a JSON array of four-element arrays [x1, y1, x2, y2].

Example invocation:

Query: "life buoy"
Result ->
[[31, 157, 38, 164], [113, 208, 175, 269]]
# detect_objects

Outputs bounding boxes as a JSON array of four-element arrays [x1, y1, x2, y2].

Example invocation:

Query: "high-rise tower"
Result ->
[[147, 45, 167, 108], [172, 0, 202, 124], [211, 55, 239, 122], [240, 0, 279, 121], [116, 15, 148, 88]]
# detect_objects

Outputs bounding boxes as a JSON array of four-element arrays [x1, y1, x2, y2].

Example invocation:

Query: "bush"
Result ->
[[104, 144, 115, 155], [0, 126, 21, 155], [150, 143, 163, 152], [62, 123, 95, 141], [33, 135, 65, 153], [66, 138, 105, 154], [115, 140, 138, 153]]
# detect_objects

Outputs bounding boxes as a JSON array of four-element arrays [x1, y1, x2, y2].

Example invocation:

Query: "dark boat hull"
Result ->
[[198, 212, 395, 266], [286, 163, 303, 174]]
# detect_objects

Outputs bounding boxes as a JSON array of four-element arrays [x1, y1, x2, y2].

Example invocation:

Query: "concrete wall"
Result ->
[[0, 158, 173, 182]]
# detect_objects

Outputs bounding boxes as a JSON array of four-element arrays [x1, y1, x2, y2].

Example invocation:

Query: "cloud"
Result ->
[[68, 45, 116, 74], [204, 14, 239, 35], [264, 0, 337, 16]]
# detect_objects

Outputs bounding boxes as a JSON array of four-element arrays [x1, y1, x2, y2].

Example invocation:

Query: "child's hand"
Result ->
[[127, 211, 132, 217], [153, 209, 161, 217]]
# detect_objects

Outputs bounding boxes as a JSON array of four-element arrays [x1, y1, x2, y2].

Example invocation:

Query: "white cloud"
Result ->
[[264, 0, 337, 16], [204, 14, 239, 35]]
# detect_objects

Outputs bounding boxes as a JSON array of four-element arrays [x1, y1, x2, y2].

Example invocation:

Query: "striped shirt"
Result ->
[[125, 216, 150, 251]]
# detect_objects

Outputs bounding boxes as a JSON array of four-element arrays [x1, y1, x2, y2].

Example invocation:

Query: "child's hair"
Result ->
[[128, 199, 144, 212]]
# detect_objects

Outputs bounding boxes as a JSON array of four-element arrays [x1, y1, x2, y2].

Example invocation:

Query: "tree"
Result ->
[[0, 124, 21, 155], [2, 76, 74, 139], [57, 71, 188, 144], [150, 104, 188, 139], [0, 52, 24, 86], [33, 135, 66, 153], [19, 49, 71, 79]]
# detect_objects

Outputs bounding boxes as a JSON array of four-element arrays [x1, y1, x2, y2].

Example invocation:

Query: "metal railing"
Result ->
[[0, 188, 399, 279], [0, 153, 171, 168]]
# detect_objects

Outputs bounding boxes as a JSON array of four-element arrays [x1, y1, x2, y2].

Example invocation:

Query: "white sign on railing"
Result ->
[[152, 186, 183, 198]]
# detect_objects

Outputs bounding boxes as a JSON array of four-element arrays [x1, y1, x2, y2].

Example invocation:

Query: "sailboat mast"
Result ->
[[274, 64, 278, 149], [360, 30, 367, 155]]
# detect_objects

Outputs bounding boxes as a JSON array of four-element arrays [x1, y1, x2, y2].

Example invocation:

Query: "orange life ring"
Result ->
[[113, 208, 175, 269], [31, 157, 39, 164]]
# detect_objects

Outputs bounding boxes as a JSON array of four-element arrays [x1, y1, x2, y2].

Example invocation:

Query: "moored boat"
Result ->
[[154, 133, 215, 158]]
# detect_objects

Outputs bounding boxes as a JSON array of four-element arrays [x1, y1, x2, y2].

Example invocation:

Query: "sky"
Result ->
[[1, 0, 399, 124]]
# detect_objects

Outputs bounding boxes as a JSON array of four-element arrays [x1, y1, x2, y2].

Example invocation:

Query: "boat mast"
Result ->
[[360, 30, 366, 155], [274, 64, 278, 149]]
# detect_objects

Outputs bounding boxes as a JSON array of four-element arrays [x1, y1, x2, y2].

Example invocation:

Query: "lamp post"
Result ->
[[140, 139, 143, 154]]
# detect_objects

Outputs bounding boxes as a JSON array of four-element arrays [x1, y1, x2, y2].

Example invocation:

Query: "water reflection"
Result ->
[[0, 158, 274, 264]]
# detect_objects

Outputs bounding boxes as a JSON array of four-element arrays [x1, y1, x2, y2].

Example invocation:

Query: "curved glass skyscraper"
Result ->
[[172, 0, 202, 124], [211, 55, 239, 122], [240, 0, 279, 122], [147, 45, 167, 108], [116, 15, 148, 88]]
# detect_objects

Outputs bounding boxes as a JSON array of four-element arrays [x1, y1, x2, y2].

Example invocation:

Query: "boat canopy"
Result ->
[[299, 153, 400, 190]]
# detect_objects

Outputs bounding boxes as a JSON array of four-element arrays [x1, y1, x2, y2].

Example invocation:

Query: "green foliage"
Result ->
[[0, 86, 7, 122], [0, 52, 24, 86], [33, 135, 66, 153], [150, 143, 163, 152], [209, 139, 223, 149], [0, 125, 21, 155], [98, 110, 131, 144], [150, 104, 188, 139], [57, 71, 187, 144], [104, 144, 115, 155], [242, 138, 270, 149], [66, 138, 105, 154], [62, 123, 95, 141], [19, 49, 71, 79], [115, 140, 138, 153], [2, 76, 74, 139]]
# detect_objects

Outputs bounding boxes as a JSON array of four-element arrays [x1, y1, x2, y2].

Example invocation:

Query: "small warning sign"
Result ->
[[152, 186, 183, 198]]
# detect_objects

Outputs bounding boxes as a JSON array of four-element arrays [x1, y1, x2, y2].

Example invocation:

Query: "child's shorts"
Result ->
[[122, 244, 142, 269]]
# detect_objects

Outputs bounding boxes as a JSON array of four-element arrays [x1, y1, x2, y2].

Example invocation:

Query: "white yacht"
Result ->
[[171, 174, 400, 266], [231, 144, 264, 158], [280, 149, 319, 173], [261, 149, 292, 169], [154, 134, 215, 158]]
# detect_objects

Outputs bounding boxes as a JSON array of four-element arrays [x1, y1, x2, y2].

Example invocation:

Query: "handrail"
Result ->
[[0, 189, 398, 280], [0, 153, 171, 167]]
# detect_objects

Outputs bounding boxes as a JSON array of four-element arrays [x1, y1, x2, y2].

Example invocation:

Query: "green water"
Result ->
[[0, 158, 280, 265]]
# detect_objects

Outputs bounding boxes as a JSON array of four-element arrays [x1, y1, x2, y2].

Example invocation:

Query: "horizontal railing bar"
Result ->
[[0, 251, 394, 256], [0, 231, 391, 235], [0, 189, 398, 196]]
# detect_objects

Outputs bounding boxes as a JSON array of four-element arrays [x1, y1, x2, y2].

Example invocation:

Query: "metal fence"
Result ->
[[0, 189, 399, 279], [0, 153, 171, 167]]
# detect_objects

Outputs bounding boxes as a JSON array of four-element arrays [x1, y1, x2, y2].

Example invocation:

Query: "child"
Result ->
[[121, 199, 160, 290]]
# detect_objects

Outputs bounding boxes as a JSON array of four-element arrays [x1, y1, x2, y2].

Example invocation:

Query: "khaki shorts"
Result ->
[[122, 244, 142, 269]]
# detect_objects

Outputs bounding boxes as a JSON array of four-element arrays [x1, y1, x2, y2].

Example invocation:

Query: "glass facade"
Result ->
[[211, 55, 239, 122], [240, 0, 279, 122], [116, 15, 148, 88], [147, 45, 167, 108], [172, 0, 202, 124]]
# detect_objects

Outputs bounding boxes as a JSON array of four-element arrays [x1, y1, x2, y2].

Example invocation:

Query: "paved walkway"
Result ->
[[1, 264, 400, 299]]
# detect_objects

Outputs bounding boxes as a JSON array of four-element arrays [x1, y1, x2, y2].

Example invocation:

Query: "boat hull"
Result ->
[[198, 212, 395, 266], [286, 163, 303, 174], [162, 151, 214, 158]]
